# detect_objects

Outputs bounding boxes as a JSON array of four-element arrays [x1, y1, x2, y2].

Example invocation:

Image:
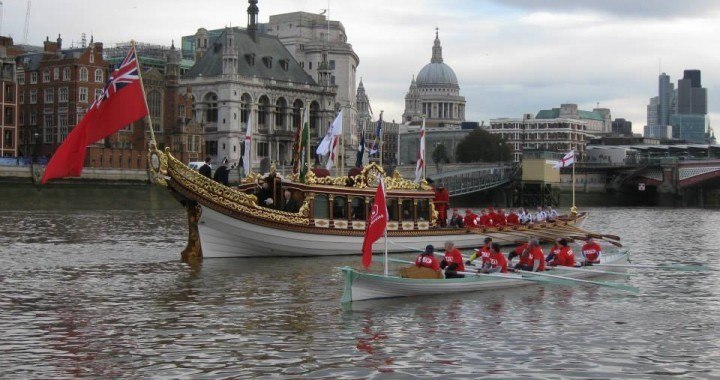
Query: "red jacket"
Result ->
[[556, 246, 575, 267], [480, 214, 493, 227], [416, 253, 440, 271], [488, 251, 508, 273], [444, 248, 465, 272], [464, 213, 478, 228], [582, 242, 602, 263], [495, 213, 508, 226], [507, 213, 519, 225], [527, 246, 545, 271]]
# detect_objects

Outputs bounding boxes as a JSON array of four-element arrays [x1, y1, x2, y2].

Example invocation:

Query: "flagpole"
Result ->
[[422, 115, 426, 181], [384, 227, 388, 276], [132, 40, 156, 147], [379, 111, 383, 168], [306, 104, 310, 173], [571, 150, 576, 214]]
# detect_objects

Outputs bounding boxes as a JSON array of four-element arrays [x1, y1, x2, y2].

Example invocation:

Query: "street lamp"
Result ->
[[33, 132, 40, 163]]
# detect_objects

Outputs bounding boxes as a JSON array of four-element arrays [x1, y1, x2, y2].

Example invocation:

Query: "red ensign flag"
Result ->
[[41, 45, 149, 184], [361, 177, 388, 269]]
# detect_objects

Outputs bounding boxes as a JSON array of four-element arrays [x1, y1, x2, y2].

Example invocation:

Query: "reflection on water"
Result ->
[[0, 187, 719, 378]]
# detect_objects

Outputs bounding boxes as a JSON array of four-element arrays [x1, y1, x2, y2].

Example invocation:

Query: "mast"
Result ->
[[133, 40, 156, 147]]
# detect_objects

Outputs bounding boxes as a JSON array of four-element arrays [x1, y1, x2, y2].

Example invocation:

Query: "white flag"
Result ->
[[316, 110, 343, 156], [553, 150, 575, 169], [243, 112, 252, 175], [414, 118, 426, 183]]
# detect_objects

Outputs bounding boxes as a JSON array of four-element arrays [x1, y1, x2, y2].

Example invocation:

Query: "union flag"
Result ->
[[41, 45, 149, 184]]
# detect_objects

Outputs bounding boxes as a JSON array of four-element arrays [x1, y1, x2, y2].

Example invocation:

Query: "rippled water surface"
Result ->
[[1, 186, 719, 378]]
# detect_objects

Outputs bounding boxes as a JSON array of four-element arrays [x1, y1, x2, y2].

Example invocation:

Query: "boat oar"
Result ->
[[553, 222, 621, 241], [569, 236, 623, 248], [593, 263, 711, 272], [547, 265, 631, 277], [517, 270, 638, 293]]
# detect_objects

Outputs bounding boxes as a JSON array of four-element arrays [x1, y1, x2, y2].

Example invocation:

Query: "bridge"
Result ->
[[393, 163, 519, 196]]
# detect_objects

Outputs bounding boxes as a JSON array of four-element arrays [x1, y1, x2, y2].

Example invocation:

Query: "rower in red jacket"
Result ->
[[506, 208, 520, 225], [546, 238, 563, 265], [466, 237, 493, 266], [515, 238, 545, 272], [488, 206, 498, 224], [479, 209, 493, 227], [480, 243, 508, 273], [463, 209, 478, 228], [555, 239, 576, 267], [581, 236, 603, 265], [441, 241, 465, 278], [496, 208, 508, 226], [416, 244, 440, 271]]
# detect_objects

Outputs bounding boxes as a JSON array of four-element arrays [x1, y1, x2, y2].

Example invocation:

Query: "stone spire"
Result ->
[[431, 27, 443, 63]]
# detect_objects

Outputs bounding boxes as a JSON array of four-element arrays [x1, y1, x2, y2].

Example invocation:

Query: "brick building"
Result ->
[[17, 35, 107, 160], [0, 41, 18, 157]]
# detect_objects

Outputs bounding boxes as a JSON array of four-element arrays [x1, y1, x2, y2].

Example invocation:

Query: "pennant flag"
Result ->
[[243, 111, 252, 175], [414, 118, 426, 183], [316, 110, 343, 156], [355, 124, 366, 168], [369, 112, 383, 155], [41, 45, 148, 184], [553, 150, 575, 169], [362, 176, 388, 269]]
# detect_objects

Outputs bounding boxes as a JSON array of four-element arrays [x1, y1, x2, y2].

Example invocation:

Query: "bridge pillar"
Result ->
[[657, 163, 678, 194]]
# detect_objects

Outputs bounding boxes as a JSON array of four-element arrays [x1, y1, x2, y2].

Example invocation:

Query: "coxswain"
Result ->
[[506, 208, 520, 225], [581, 236, 603, 265], [466, 237, 493, 266], [415, 244, 441, 271], [463, 209, 478, 228], [515, 238, 545, 272], [480, 243, 508, 273], [448, 208, 464, 228], [440, 241, 465, 278], [555, 238, 575, 267]]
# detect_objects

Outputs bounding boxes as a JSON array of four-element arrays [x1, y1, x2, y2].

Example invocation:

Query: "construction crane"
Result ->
[[23, 0, 31, 44]]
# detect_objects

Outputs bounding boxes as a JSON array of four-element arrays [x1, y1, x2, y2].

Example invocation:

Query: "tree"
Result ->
[[455, 128, 512, 163], [431, 143, 450, 173]]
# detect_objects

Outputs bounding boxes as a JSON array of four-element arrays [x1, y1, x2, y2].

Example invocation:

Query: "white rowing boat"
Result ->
[[340, 251, 631, 303]]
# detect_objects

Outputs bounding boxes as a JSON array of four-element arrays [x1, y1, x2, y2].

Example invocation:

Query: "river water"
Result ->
[[1, 185, 719, 378]]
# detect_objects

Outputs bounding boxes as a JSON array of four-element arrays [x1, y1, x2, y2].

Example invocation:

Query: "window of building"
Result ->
[[19, 91, 24, 104], [205, 140, 218, 156], [19, 112, 24, 126], [95, 89, 103, 102], [79, 87, 88, 103], [79, 67, 88, 82], [4, 107, 14, 126], [43, 115, 54, 143], [59, 114, 69, 142], [17, 73, 25, 85], [309, 61, 312, 70], [29, 89, 37, 104], [330, 75, 336, 85], [59, 87, 68, 103], [257, 141, 268, 157], [148, 90, 162, 121], [178, 104, 185, 118], [205, 93, 218, 123], [90, 53, 95, 64], [43, 70, 50, 83], [44, 88, 54, 103], [77, 109, 86, 124], [94, 69, 103, 83], [29, 112, 37, 125], [53, 68, 59, 80], [30, 72, 38, 84], [62, 67, 70, 81], [329, 60, 335, 70]]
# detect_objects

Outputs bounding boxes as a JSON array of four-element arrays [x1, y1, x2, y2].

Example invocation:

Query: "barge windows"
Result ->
[[351, 197, 365, 220], [314, 194, 329, 219], [332, 196, 347, 219]]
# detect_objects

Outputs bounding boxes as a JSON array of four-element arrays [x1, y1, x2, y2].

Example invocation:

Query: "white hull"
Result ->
[[198, 207, 522, 258], [342, 252, 629, 303]]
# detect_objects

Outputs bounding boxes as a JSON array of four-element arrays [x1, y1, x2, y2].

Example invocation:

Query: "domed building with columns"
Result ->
[[402, 29, 466, 128]]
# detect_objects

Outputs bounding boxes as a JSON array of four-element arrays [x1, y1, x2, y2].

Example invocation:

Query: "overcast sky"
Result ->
[[4, 0, 720, 134]]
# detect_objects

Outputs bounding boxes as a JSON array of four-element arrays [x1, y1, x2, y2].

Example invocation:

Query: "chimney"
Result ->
[[247, 0, 259, 39], [56, 34, 63, 50]]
